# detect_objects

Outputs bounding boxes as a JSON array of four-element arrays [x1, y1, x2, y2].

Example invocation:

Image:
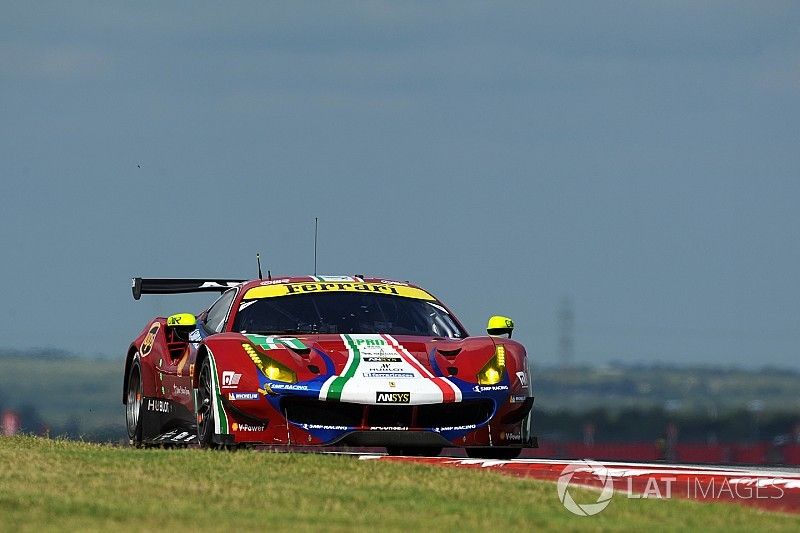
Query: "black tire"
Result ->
[[125, 356, 143, 447], [466, 447, 522, 460], [196, 357, 217, 448], [385, 446, 442, 457]]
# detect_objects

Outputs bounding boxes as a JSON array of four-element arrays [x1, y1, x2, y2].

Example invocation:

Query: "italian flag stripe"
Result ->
[[383, 334, 458, 403], [207, 351, 228, 434], [326, 334, 360, 401], [246, 334, 307, 351]]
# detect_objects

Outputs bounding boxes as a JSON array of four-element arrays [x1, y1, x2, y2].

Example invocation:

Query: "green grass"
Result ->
[[0, 436, 797, 532]]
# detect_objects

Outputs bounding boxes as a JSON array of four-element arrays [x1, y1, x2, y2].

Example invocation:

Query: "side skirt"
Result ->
[[140, 397, 197, 445]]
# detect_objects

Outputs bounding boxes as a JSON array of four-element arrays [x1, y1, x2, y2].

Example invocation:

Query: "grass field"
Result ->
[[0, 437, 797, 531]]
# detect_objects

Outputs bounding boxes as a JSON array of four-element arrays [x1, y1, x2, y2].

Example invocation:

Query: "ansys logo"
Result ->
[[556, 460, 614, 516]]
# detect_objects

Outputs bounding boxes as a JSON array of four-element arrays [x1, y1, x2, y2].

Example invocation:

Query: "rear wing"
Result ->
[[131, 278, 245, 300]]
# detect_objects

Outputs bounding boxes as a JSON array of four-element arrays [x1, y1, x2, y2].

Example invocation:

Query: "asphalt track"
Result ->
[[354, 455, 800, 514]]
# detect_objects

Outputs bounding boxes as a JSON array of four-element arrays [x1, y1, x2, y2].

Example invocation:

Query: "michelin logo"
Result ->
[[228, 392, 259, 400]]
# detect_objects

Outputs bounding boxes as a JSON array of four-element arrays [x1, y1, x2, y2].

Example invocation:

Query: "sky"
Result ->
[[1, 2, 799, 368]]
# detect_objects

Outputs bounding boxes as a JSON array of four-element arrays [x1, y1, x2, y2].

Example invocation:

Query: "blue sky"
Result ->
[[1, 2, 799, 367]]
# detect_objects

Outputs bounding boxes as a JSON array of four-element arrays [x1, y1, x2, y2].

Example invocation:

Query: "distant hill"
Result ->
[[0, 352, 122, 440], [535, 363, 800, 414]]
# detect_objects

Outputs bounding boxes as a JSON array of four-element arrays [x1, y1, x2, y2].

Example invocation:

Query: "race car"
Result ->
[[124, 275, 535, 458]]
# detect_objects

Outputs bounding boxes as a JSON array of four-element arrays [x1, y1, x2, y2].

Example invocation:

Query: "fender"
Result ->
[[197, 335, 274, 442], [123, 320, 167, 403], [197, 335, 263, 393]]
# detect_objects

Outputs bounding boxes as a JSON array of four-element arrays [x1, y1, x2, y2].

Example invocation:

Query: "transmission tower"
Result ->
[[558, 296, 575, 368]]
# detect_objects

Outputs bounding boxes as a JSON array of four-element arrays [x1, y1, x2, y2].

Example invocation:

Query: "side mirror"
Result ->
[[487, 315, 514, 338], [166, 313, 197, 342]]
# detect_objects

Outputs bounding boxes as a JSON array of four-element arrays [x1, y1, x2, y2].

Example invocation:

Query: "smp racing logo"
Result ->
[[376, 392, 410, 404]]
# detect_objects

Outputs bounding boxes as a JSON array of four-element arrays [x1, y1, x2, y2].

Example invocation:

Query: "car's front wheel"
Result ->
[[126, 355, 143, 447], [196, 357, 217, 448]]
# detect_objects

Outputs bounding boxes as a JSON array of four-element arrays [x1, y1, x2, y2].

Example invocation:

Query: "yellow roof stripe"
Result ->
[[244, 282, 435, 301]]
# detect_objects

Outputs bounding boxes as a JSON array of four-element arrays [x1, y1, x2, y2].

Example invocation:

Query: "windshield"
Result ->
[[233, 292, 467, 338]]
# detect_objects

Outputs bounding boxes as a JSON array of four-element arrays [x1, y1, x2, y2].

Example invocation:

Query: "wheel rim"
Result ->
[[197, 361, 213, 440], [126, 366, 142, 439]]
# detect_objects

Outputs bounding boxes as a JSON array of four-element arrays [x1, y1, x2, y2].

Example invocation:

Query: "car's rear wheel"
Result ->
[[385, 446, 442, 457], [466, 447, 521, 460], [196, 357, 217, 448], [126, 357, 143, 447]]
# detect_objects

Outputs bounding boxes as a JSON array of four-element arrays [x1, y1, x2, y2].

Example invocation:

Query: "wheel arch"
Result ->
[[193, 344, 211, 389], [122, 345, 139, 404]]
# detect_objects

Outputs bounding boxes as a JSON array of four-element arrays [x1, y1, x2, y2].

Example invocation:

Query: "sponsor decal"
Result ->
[[501, 432, 523, 442], [173, 384, 191, 397], [375, 362, 400, 370], [354, 337, 385, 346], [155, 430, 196, 443], [314, 275, 357, 282], [146, 399, 171, 413], [301, 423, 349, 431], [228, 392, 260, 401], [199, 281, 240, 289], [510, 395, 527, 403], [238, 300, 257, 312], [259, 278, 291, 285], [435, 424, 477, 432], [362, 372, 415, 378], [363, 356, 402, 363], [379, 279, 409, 286], [376, 391, 410, 404], [516, 371, 528, 387], [320, 333, 462, 404], [287, 283, 401, 296], [231, 422, 265, 432], [244, 282, 435, 301], [369, 426, 409, 431], [221, 371, 241, 388], [140, 322, 160, 357], [472, 384, 509, 393], [268, 383, 309, 391]]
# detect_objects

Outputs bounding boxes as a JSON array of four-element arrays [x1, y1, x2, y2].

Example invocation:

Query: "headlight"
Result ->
[[242, 343, 297, 383], [477, 344, 506, 385]]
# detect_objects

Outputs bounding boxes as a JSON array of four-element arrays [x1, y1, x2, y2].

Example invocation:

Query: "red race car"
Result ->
[[124, 275, 535, 458]]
